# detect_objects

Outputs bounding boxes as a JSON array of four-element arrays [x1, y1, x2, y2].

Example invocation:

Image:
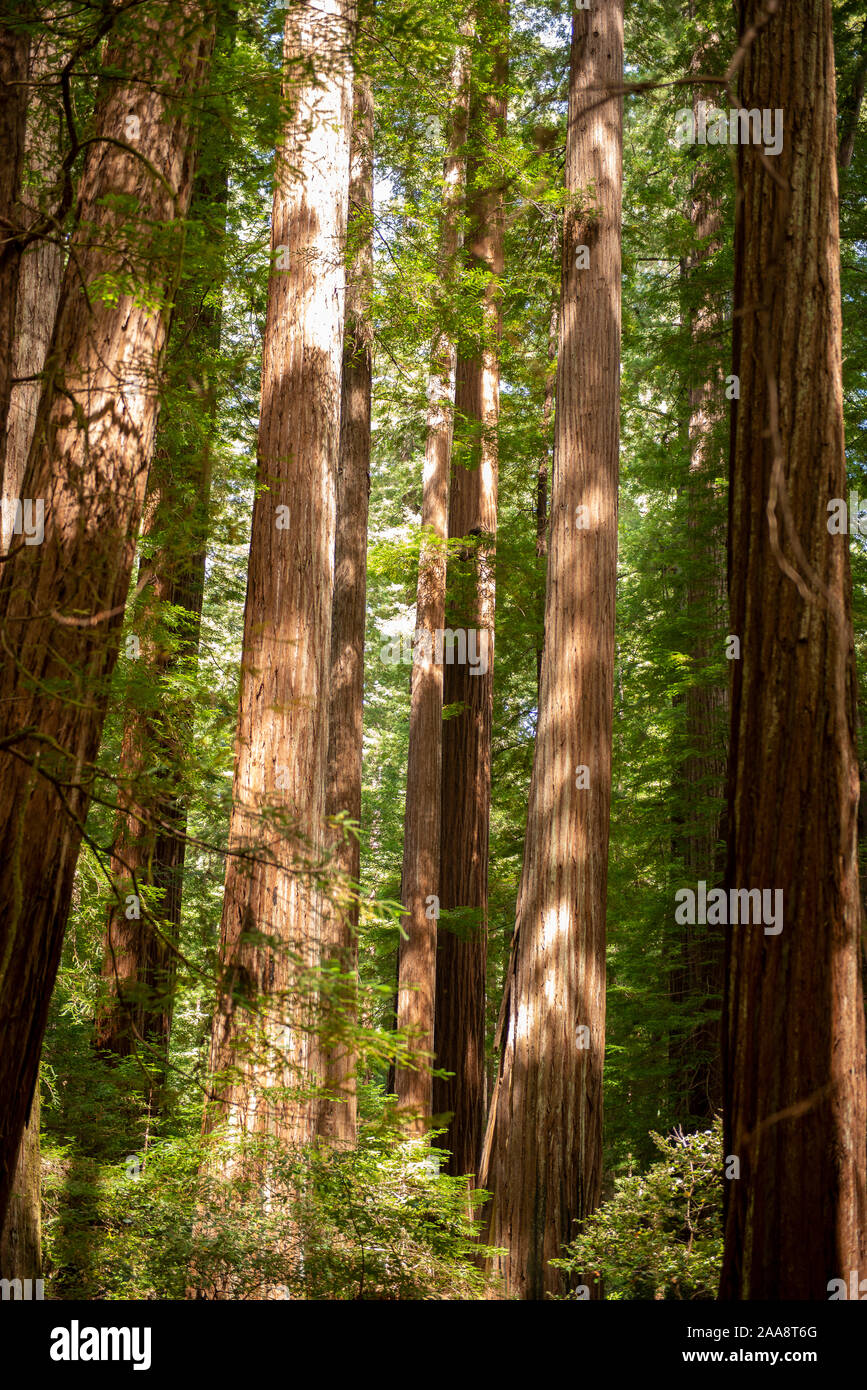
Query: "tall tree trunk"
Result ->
[[433, 0, 507, 1177], [0, 18, 64, 1282], [535, 297, 557, 700], [1, 21, 63, 549], [0, 0, 215, 1232], [94, 452, 213, 1071], [0, 1089, 39, 1280], [203, 0, 355, 1158], [721, 0, 867, 1299], [94, 87, 231, 1072], [838, 14, 867, 172], [480, 1, 622, 1298], [318, 75, 373, 1149], [395, 21, 473, 1128], [0, 20, 29, 481]]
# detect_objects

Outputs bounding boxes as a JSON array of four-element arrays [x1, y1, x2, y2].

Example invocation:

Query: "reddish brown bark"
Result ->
[[95, 104, 230, 1068], [0, 1, 215, 1231], [480, 1, 622, 1298], [535, 298, 557, 699], [2, 20, 63, 545], [395, 24, 473, 1128], [318, 76, 373, 1148], [0, 22, 63, 1274], [0, 21, 29, 477], [721, 0, 867, 1299], [204, 0, 355, 1156], [839, 15, 867, 171], [94, 476, 211, 1068], [434, 2, 507, 1177], [0, 1089, 39, 1280]]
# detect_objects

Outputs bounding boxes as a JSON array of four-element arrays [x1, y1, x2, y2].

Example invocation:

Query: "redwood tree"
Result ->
[[204, 0, 355, 1155], [0, 15, 63, 1278], [0, 19, 29, 477], [434, 0, 507, 1176], [721, 0, 867, 1299], [395, 19, 473, 1127], [0, 0, 215, 1232], [95, 65, 232, 1070], [480, 0, 623, 1298], [1, 15, 63, 543], [318, 75, 374, 1148]]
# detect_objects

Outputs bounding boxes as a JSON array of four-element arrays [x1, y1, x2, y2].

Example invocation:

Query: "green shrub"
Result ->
[[551, 1119, 723, 1300], [42, 1104, 499, 1301]]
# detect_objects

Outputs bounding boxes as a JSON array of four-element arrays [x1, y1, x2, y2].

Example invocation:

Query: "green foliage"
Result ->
[[27, 0, 867, 1304], [43, 1106, 498, 1301], [552, 1120, 724, 1301]]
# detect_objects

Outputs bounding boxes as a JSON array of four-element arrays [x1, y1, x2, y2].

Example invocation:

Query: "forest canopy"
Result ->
[[0, 0, 865, 1321]]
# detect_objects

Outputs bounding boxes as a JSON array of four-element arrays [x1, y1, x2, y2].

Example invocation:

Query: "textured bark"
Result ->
[[0, 1, 214, 1232], [721, 0, 867, 1299], [535, 298, 557, 700], [0, 1091, 39, 1280], [434, 2, 507, 1177], [480, 2, 622, 1298], [395, 25, 473, 1128], [669, 33, 726, 1123], [204, 0, 355, 1156], [1, 23, 63, 548], [0, 21, 29, 480], [318, 77, 373, 1148], [0, 25, 64, 1271], [838, 15, 867, 172], [95, 103, 230, 1069], [94, 464, 212, 1068]]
